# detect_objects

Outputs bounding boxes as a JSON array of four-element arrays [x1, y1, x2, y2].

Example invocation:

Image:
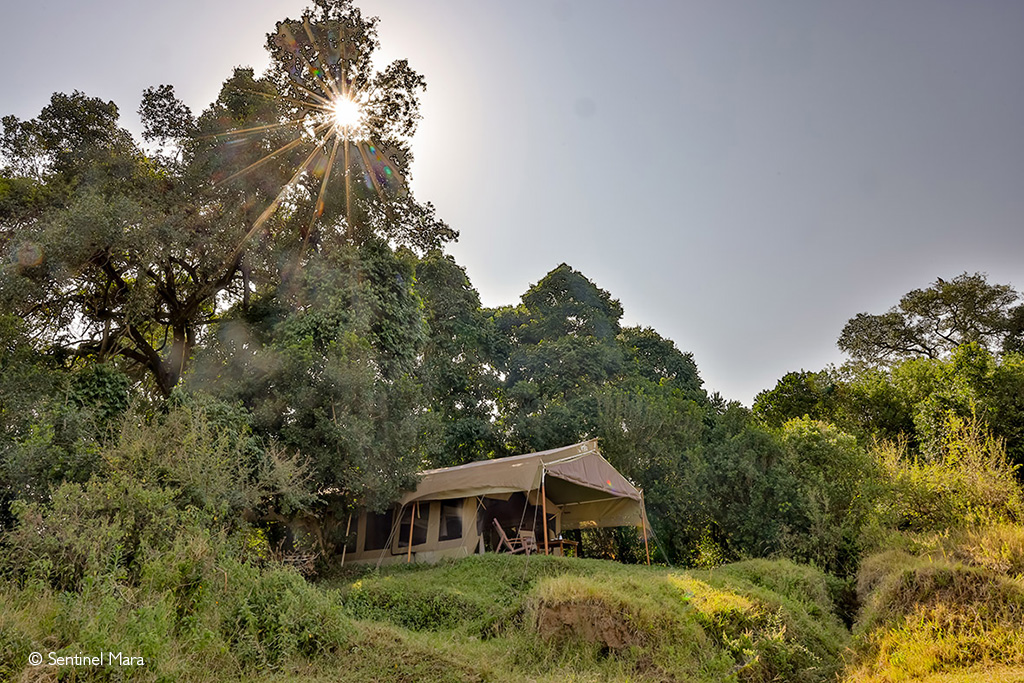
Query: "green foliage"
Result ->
[[617, 326, 704, 398], [226, 566, 353, 667], [414, 250, 500, 468], [776, 419, 882, 576], [759, 344, 1024, 472], [491, 264, 625, 452], [190, 239, 423, 510], [326, 554, 849, 683], [1, 402, 313, 589], [69, 363, 131, 428], [669, 413, 883, 576], [848, 526, 1024, 682], [344, 577, 484, 631], [871, 412, 1021, 535], [0, 317, 133, 522], [139, 84, 195, 145], [753, 370, 836, 429], [1, 1, 453, 398]]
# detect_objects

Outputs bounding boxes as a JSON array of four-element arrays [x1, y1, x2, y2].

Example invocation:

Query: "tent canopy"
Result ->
[[399, 440, 645, 529]]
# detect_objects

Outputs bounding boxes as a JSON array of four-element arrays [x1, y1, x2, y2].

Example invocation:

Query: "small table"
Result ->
[[544, 538, 578, 556]]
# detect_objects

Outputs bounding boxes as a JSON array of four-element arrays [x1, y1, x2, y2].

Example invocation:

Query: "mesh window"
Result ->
[[438, 500, 463, 541], [396, 505, 429, 548], [364, 509, 394, 551]]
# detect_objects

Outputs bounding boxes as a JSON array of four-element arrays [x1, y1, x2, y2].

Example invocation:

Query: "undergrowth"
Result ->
[[844, 524, 1024, 683], [1, 551, 852, 682]]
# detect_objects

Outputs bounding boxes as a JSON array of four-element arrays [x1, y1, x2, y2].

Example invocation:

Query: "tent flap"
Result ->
[[559, 497, 645, 529], [545, 455, 641, 502]]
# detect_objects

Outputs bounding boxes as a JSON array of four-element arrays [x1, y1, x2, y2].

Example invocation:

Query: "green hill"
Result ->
[[2, 553, 849, 682]]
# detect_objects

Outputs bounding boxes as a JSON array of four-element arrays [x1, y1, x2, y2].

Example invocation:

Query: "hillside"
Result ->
[[2, 553, 850, 682], [7, 521, 1024, 682], [847, 524, 1024, 683]]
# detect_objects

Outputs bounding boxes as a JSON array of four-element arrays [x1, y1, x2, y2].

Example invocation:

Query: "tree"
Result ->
[[775, 418, 880, 576], [838, 272, 1022, 364], [0, 0, 452, 397], [414, 250, 500, 468], [188, 237, 425, 510], [617, 326, 704, 399], [752, 370, 835, 429], [490, 264, 625, 452]]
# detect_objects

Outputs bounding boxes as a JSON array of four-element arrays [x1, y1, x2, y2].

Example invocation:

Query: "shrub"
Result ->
[[777, 418, 883, 576], [224, 564, 352, 668], [873, 411, 1022, 534]]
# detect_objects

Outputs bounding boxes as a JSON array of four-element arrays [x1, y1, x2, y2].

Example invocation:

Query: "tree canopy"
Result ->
[[838, 272, 1024, 364]]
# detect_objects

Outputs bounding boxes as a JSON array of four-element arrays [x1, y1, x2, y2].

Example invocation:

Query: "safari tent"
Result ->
[[339, 439, 650, 566]]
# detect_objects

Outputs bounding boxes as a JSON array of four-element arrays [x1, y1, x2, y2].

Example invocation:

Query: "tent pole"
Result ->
[[340, 512, 352, 567], [640, 490, 651, 566], [406, 501, 417, 563], [541, 471, 550, 555]]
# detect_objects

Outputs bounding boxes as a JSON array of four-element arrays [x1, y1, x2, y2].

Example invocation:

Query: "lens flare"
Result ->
[[331, 97, 362, 132], [213, 17, 412, 265]]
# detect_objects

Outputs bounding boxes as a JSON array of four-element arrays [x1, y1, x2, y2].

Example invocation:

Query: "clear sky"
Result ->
[[3, 0, 1023, 405]]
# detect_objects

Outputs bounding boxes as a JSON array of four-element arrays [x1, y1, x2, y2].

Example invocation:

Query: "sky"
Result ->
[[2, 0, 1023, 405]]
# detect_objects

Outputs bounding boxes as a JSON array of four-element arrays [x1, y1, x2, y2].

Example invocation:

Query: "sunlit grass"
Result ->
[[845, 525, 1024, 683]]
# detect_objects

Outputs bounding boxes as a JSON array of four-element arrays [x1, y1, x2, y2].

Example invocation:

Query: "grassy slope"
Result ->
[[1, 554, 850, 683], [844, 524, 1024, 683], [326, 554, 851, 683], [8, 528, 1023, 683]]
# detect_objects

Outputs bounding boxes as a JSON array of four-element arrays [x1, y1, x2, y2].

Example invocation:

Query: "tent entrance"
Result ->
[[476, 493, 555, 553]]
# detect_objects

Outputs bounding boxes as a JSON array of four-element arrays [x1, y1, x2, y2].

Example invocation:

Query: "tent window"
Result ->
[[396, 505, 429, 548], [364, 509, 393, 551], [438, 500, 463, 541]]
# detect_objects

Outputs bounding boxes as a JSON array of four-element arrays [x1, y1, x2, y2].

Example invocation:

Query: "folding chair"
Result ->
[[519, 530, 538, 555], [491, 518, 528, 554]]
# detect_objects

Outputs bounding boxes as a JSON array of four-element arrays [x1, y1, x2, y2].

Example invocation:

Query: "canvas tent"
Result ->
[[339, 439, 650, 565]]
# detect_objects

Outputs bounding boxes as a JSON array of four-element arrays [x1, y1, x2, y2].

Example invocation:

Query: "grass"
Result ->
[[1, 552, 851, 682], [843, 525, 1024, 683], [9, 525, 1024, 682], [327, 553, 850, 683]]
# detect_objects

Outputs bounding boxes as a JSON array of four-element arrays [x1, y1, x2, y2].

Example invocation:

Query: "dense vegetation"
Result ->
[[2, 1, 1023, 680]]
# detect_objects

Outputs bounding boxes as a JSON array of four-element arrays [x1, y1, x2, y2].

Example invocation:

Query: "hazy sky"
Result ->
[[2, 0, 1023, 405]]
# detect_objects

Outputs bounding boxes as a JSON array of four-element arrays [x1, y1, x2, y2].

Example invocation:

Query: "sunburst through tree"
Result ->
[[202, 0, 454, 260], [0, 0, 455, 398]]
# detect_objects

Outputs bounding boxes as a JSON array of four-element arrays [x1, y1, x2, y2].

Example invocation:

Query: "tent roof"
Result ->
[[399, 440, 641, 507]]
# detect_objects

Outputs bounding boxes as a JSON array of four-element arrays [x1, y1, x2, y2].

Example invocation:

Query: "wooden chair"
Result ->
[[491, 519, 529, 554], [519, 530, 538, 555]]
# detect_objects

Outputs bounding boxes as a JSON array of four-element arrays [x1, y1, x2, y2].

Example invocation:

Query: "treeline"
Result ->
[[6, 247, 1022, 576]]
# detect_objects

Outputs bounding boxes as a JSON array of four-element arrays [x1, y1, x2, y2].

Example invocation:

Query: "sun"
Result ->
[[330, 97, 362, 134], [212, 16, 413, 255]]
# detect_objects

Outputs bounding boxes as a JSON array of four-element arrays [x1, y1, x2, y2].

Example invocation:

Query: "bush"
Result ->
[[225, 564, 353, 668], [872, 411, 1022, 534], [343, 578, 484, 632], [849, 535, 1024, 682], [776, 418, 883, 576]]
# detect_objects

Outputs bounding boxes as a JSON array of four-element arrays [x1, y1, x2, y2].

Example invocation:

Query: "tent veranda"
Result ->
[[339, 439, 651, 565]]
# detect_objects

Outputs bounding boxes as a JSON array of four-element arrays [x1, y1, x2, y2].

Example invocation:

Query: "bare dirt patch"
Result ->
[[532, 598, 640, 650]]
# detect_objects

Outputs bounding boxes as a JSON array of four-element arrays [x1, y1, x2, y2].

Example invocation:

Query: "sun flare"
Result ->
[[211, 16, 413, 255], [331, 97, 362, 133]]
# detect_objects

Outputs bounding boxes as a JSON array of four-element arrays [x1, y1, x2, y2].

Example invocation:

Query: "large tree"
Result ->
[[490, 264, 626, 452], [0, 0, 452, 397], [838, 272, 1023, 364], [414, 250, 500, 468], [188, 237, 425, 509]]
